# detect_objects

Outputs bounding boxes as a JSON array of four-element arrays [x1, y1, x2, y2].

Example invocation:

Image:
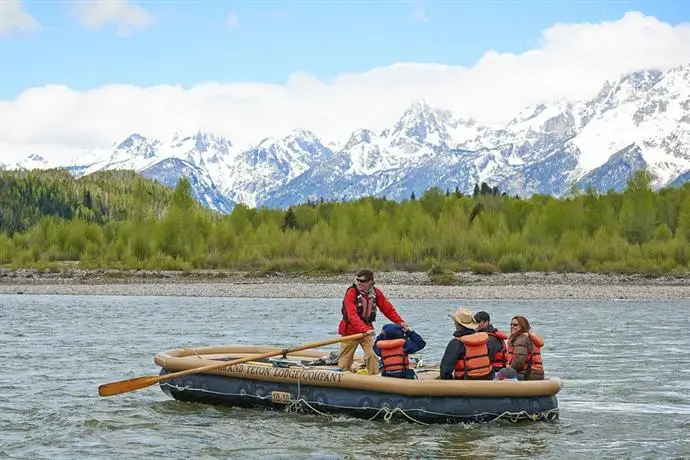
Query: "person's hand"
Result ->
[[365, 329, 376, 336], [400, 322, 409, 332]]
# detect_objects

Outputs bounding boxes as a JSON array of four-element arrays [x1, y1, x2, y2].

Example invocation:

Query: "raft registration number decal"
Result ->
[[271, 391, 292, 404]]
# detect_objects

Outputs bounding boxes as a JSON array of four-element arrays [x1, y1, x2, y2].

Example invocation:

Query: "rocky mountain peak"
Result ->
[[116, 133, 148, 150], [389, 98, 456, 149], [343, 129, 376, 150]]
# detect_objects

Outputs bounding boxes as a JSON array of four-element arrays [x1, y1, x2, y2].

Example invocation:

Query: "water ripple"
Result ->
[[1, 295, 689, 459]]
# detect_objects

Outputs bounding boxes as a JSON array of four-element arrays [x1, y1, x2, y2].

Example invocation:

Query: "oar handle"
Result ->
[[98, 331, 369, 397], [158, 332, 368, 382]]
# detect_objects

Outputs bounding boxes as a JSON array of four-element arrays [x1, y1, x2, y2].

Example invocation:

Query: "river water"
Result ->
[[1, 294, 689, 459]]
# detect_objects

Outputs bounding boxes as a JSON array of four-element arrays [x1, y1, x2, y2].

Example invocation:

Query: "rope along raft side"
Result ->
[[154, 345, 561, 425]]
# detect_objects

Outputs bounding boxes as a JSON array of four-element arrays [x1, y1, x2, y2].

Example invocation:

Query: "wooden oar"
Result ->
[[98, 332, 369, 397]]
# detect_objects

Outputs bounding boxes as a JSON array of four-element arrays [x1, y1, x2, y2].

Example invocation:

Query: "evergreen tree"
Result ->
[[282, 207, 298, 231]]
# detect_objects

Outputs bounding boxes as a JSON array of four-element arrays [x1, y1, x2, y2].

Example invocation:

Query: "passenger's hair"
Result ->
[[509, 315, 531, 345], [356, 268, 374, 281]]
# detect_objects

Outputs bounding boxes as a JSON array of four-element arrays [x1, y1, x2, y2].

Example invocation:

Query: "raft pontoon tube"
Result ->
[[154, 345, 561, 424]]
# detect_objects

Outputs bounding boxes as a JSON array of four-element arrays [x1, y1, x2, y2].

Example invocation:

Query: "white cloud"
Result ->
[[0, 0, 40, 36], [2, 11, 690, 162], [225, 11, 240, 29], [72, 0, 154, 36]]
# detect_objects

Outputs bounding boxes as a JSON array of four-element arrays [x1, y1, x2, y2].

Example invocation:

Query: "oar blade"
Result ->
[[98, 375, 160, 397], [98, 331, 369, 397]]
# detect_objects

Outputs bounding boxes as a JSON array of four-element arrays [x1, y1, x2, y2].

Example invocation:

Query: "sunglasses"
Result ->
[[510, 323, 519, 327], [356, 278, 371, 283]]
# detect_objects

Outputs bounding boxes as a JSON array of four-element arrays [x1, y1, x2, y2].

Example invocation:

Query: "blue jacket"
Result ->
[[373, 324, 427, 379]]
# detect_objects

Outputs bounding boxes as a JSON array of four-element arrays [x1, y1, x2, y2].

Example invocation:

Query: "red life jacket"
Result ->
[[506, 333, 544, 378], [453, 332, 492, 379], [341, 284, 378, 324], [377, 338, 409, 372], [487, 329, 509, 370]]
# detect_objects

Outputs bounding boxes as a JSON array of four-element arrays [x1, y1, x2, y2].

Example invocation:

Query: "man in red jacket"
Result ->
[[338, 269, 407, 375]]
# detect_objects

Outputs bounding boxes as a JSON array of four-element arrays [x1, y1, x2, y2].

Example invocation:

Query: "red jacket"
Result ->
[[338, 286, 404, 335]]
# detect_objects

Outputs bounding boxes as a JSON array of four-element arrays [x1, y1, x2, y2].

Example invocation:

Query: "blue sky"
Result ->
[[2, 0, 690, 159], [1, 0, 689, 99]]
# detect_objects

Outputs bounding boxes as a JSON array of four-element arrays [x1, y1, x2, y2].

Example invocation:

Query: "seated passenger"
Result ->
[[497, 315, 545, 381], [439, 307, 494, 380], [473, 310, 509, 375], [373, 323, 426, 379]]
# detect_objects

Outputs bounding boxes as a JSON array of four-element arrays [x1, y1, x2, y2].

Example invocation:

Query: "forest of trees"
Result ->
[[1, 168, 690, 277]]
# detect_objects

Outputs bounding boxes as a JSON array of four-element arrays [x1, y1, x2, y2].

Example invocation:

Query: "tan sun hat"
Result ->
[[448, 307, 478, 329]]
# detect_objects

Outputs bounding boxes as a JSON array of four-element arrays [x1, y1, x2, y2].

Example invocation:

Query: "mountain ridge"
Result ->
[[4, 62, 690, 213]]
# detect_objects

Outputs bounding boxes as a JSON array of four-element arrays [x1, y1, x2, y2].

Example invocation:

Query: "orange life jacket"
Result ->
[[377, 338, 409, 373], [453, 332, 492, 379], [506, 333, 544, 378], [488, 329, 509, 371]]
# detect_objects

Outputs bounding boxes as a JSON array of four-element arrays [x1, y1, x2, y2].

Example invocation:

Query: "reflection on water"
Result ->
[[1, 294, 689, 459]]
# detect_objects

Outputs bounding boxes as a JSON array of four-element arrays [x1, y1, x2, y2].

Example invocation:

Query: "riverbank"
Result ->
[[1, 268, 689, 299]]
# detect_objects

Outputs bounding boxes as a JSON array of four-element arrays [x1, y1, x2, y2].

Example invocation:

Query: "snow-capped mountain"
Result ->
[[13, 153, 51, 170], [219, 129, 334, 207], [270, 63, 690, 204], [81, 132, 236, 176], [6, 62, 690, 213], [139, 158, 236, 214]]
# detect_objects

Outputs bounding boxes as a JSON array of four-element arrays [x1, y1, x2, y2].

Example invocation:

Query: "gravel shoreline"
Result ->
[[1, 269, 689, 300]]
